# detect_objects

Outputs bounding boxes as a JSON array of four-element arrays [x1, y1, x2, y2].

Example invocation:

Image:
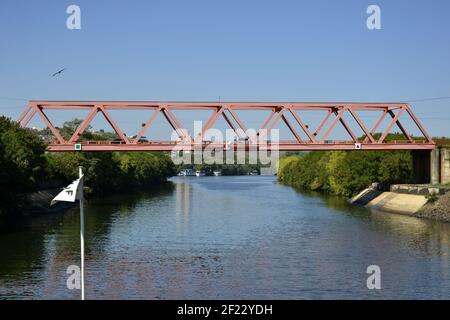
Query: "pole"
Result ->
[[79, 166, 85, 300]]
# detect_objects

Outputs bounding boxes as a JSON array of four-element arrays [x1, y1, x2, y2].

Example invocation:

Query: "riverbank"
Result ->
[[277, 150, 413, 197], [350, 188, 427, 215], [350, 186, 450, 222], [0, 188, 76, 231], [25, 188, 76, 214], [277, 152, 450, 222], [415, 192, 450, 222], [0, 116, 176, 219], [1, 150, 175, 220]]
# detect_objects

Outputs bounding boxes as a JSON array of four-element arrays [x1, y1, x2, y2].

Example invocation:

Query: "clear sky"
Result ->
[[0, 0, 449, 138]]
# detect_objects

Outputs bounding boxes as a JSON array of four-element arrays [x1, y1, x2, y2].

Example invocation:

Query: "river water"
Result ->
[[0, 176, 449, 299]]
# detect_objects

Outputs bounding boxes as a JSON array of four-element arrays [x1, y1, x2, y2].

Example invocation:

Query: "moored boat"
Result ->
[[178, 169, 196, 176], [195, 170, 206, 177]]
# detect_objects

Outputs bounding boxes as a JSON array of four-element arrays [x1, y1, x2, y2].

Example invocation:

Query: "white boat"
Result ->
[[185, 169, 196, 176], [178, 169, 196, 176], [213, 170, 222, 176], [195, 170, 206, 177]]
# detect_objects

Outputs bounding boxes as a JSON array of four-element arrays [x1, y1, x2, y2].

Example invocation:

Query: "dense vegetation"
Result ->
[[46, 151, 175, 196], [0, 117, 48, 211], [434, 137, 450, 147], [278, 151, 413, 198], [38, 118, 119, 142], [0, 116, 175, 216]]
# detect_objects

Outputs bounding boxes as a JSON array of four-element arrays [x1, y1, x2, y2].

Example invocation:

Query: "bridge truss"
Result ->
[[17, 101, 435, 151]]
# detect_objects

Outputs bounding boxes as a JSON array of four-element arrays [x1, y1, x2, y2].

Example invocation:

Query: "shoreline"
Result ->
[[351, 186, 450, 223], [0, 181, 176, 232]]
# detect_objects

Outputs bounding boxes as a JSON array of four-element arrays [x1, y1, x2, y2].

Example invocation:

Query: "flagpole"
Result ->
[[79, 166, 85, 300]]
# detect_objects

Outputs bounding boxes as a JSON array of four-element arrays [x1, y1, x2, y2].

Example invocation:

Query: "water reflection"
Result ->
[[0, 177, 449, 299], [175, 181, 192, 233], [315, 192, 450, 255]]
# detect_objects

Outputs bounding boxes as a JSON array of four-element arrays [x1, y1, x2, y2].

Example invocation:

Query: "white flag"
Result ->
[[51, 175, 84, 206]]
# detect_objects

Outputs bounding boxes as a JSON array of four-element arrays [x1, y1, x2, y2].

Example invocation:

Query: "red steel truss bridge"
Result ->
[[17, 101, 435, 152]]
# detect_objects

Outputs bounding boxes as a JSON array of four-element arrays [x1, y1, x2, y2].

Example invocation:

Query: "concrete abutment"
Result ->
[[412, 147, 450, 185]]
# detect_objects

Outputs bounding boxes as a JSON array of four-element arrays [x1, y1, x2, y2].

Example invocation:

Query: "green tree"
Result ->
[[0, 117, 47, 212], [59, 119, 94, 141], [278, 150, 413, 198]]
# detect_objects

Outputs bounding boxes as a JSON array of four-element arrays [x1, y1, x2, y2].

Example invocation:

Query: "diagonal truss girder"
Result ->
[[17, 101, 435, 151]]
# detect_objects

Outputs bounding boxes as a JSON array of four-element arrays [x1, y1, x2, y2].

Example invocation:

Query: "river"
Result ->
[[0, 176, 449, 299]]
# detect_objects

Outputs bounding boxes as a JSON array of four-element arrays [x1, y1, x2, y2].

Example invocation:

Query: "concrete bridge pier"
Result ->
[[440, 148, 450, 184], [430, 149, 440, 185], [413, 148, 450, 185]]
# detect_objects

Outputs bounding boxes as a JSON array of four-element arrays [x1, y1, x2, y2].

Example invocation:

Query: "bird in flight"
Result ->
[[51, 68, 67, 77]]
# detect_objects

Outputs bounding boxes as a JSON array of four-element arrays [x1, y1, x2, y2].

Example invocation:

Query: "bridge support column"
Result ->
[[430, 149, 440, 185], [440, 148, 450, 185], [412, 150, 430, 184]]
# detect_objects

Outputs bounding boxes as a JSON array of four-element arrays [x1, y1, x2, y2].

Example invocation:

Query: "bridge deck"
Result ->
[[46, 141, 435, 152]]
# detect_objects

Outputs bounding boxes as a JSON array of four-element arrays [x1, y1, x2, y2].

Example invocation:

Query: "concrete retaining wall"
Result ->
[[365, 192, 427, 215], [390, 184, 450, 196], [351, 188, 427, 215]]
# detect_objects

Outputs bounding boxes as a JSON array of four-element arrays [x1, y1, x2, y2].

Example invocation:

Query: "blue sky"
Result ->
[[0, 0, 449, 138]]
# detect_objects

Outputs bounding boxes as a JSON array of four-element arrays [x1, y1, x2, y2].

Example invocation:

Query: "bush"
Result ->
[[116, 152, 176, 188], [278, 150, 413, 198], [426, 193, 439, 204], [0, 114, 176, 215], [45, 151, 176, 196]]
